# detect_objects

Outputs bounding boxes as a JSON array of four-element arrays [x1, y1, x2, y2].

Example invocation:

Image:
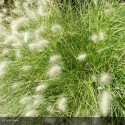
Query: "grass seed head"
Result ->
[[100, 91, 112, 116], [47, 105, 55, 113], [47, 65, 62, 78], [77, 53, 87, 62], [51, 24, 63, 33], [100, 72, 112, 84], [98, 31, 106, 41], [20, 65, 31, 72], [23, 32, 30, 43], [49, 55, 61, 64], [37, 5, 48, 17], [36, 84, 47, 92], [33, 94, 44, 107], [11, 17, 29, 32], [19, 96, 33, 105], [25, 110, 38, 117], [91, 75, 97, 82], [29, 39, 49, 52], [11, 82, 22, 89], [91, 34, 98, 43], [0, 61, 9, 78], [57, 97, 68, 112]]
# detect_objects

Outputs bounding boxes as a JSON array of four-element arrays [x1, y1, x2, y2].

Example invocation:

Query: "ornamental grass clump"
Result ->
[[0, 0, 125, 117]]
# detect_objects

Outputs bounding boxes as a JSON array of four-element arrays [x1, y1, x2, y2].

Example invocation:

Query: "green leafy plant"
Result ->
[[0, 0, 125, 117]]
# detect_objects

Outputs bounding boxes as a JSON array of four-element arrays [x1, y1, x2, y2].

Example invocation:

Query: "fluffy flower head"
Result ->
[[49, 55, 61, 64], [0, 61, 9, 78], [77, 53, 87, 61], [47, 65, 62, 78], [29, 39, 49, 52], [99, 91, 112, 116], [100, 72, 112, 84], [19, 96, 32, 105], [57, 97, 68, 112], [20, 65, 31, 72], [51, 24, 63, 33], [36, 84, 47, 92], [25, 110, 38, 117]]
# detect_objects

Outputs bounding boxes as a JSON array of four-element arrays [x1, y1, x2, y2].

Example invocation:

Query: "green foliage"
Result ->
[[0, 0, 125, 117]]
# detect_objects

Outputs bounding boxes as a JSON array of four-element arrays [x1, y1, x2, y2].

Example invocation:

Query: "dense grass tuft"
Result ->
[[0, 0, 125, 117]]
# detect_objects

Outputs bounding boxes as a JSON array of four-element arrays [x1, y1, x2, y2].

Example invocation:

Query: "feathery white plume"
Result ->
[[19, 96, 32, 105], [91, 34, 98, 43], [11, 17, 29, 32], [34, 95, 44, 106], [91, 31, 106, 43], [99, 91, 112, 116], [91, 75, 97, 82], [100, 72, 112, 84], [25, 110, 38, 117], [77, 53, 87, 61], [0, 61, 9, 78], [57, 97, 68, 112], [49, 55, 61, 64], [37, 5, 49, 17], [27, 10, 38, 21], [33, 94, 43, 100], [20, 65, 31, 72], [33, 95, 44, 107], [29, 39, 49, 52], [25, 95, 44, 110], [97, 86, 104, 90], [98, 31, 105, 41], [11, 82, 22, 89], [38, 0, 50, 6], [23, 32, 30, 43], [51, 24, 63, 33], [36, 84, 47, 92], [47, 65, 62, 78], [47, 105, 55, 113]]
